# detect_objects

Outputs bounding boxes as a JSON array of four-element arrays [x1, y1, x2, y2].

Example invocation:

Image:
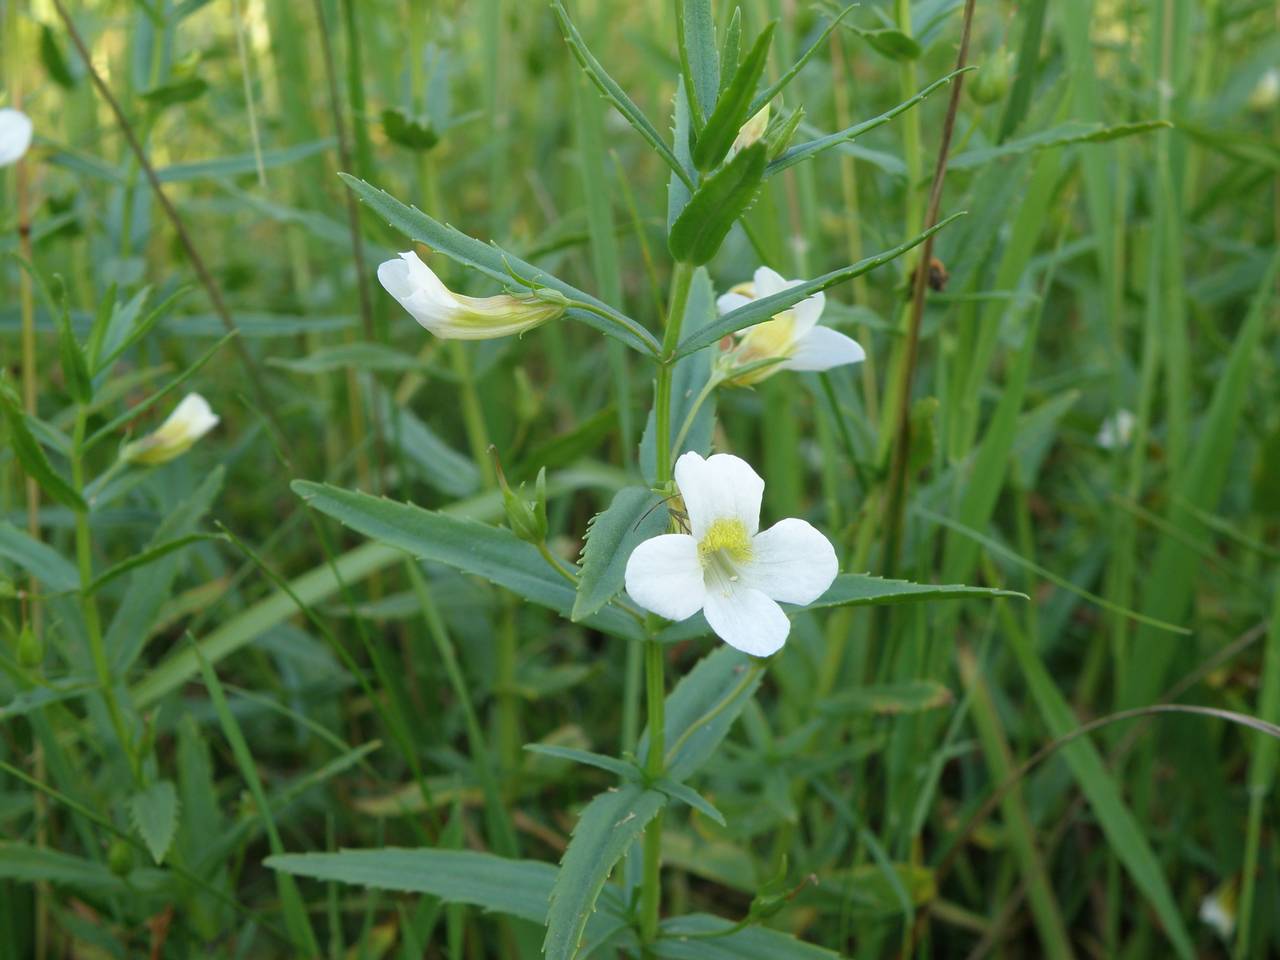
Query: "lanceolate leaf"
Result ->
[[678, 0, 720, 123], [545, 783, 666, 960], [693, 23, 775, 172], [948, 119, 1172, 171], [767, 68, 971, 177], [293, 481, 645, 641], [749, 4, 858, 116], [0, 399, 86, 513], [0, 522, 80, 593], [340, 173, 660, 356], [669, 142, 766, 265], [676, 215, 965, 356], [572, 486, 669, 621], [638, 646, 764, 781], [129, 780, 180, 865], [820, 681, 955, 717], [656, 914, 842, 958]]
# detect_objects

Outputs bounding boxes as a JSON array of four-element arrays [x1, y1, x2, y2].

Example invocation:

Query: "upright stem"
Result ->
[[640, 639, 666, 943], [71, 413, 141, 785], [654, 261, 695, 485]]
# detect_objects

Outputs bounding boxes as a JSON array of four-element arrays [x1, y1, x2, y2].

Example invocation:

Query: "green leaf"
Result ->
[[340, 173, 660, 356], [669, 142, 766, 265], [809, 573, 1024, 610], [849, 25, 922, 61], [545, 783, 666, 960], [653, 778, 726, 826], [293, 481, 644, 641], [87, 534, 224, 597], [573, 486, 669, 621], [40, 24, 76, 89], [693, 23, 775, 172], [268, 848, 631, 944], [156, 140, 333, 183], [678, 0, 720, 123], [948, 119, 1172, 171], [718, 8, 741, 98], [768, 68, 971, 176], [820, 681, 954, 717], [639, 646, 764, 781], [56, 295, 92, 405], [656, 914, 841, 958], [0, 397, 85, 513], [129, 781, 180, 865], [523, 744, 640, 781], [748, 4, 858, 116], [0, 522, 80, 593], [668, 78, 696, 233], [676, 214, 964, 356], [0, 842, 159, 894], [552, 2, 693, 192], [140, 76, 209, 109], [381, 107, 439, 151]]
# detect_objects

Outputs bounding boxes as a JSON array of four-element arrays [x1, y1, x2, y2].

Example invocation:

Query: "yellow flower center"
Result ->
[[698, 518, 753, 566]]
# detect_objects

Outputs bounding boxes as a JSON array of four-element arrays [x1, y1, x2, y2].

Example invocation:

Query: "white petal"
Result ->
[[703, 585, 790, 657], [674, 451, 765, 539], [716, 292, 753, 316], [742, 518, 838, 605], [784, 326, 866, 372], [0, 109, 33, 167], [790, 290, 826, 336], [168, 393, 220, 436], [624, 534, 706, 621], [752, 266, 790, 297]]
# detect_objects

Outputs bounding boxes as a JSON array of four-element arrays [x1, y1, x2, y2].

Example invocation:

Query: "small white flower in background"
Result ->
[[1096, 409, 1136, 450], [1248, 67, 1279, 113], [731, 103, 770, 154], [624, 451, 837, 658], [1198, 878, 1237, 940], [0, 108, 33, 167], [715, 266, 865, 386], [378, 251, 564, 340], [121, 393, 220, 466]]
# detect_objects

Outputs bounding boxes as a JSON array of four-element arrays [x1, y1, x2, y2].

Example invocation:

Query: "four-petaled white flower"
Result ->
[[624, 451, 838, 658], [716, 266, 865, 385], [121, 393, 220, 466], [378, 251, 564, 340], [0, 108, 33, 167]]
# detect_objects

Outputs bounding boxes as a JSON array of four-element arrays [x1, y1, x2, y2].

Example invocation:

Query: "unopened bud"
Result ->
[[495, 454, 548, 545], [108, 839, 134, 876], [17, 624, 42, 669], [970, 50, 1014, 106]]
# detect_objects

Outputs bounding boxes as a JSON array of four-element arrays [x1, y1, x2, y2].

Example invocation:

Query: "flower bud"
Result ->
[[732, 103, 771, 154], [108, 839, 134, 876], [378, 252, 564, 340], [16, 623, 42, 669], [1248, 68, 1280, 113], [970, 50, 1014, 106], [497, 460, 548, 545], [121, 393, 219, 466]]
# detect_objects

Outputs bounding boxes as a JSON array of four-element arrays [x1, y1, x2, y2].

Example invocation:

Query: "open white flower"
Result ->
[[121, 393, 219, 465], [0, 108, 33, 167], [715, 266, 865, 385], [624, 452, 838, 657], [377, 251, 563, 340], [1248, 67, 1279, 113]]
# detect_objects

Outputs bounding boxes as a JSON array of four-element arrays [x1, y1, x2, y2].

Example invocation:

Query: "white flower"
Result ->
[[377, 251, 563, 340], [0, 108, 33, 167], [121, 393, 219, 465], [1096, 409, 1136, 450], [715, 266, 865, 386], [1248, 67, 1279, 113], [624, 452, 838, 657], [1198, 880, 1237, 940]]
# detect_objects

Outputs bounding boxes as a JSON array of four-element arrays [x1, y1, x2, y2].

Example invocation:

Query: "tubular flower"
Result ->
[[377, 251, 564, 340], [731, 103, 770, 154], [624, 452, 837, 658], [715, 266, 865, 386], [121, 393, 220, 466], [0, 109, 33, 167]]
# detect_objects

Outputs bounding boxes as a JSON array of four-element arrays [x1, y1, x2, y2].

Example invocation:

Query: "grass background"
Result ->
[[2, 0, 1279, 957]]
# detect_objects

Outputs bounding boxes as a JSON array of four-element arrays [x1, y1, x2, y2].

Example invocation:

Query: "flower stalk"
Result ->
[[654, 261, 696, 486]]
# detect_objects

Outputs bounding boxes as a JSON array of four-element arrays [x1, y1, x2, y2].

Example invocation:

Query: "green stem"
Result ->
[[72, 411, 140, 785], [655, 262, 695, 485], [668, 371, 723, 467], [640, 639, 666, 943]]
